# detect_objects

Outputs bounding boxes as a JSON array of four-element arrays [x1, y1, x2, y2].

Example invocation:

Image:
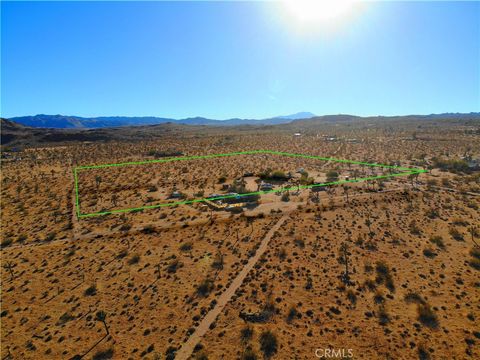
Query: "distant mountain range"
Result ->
[[2, 112, 479, 146], [8, 112, 317, 129], [8, 112, 480, 130]]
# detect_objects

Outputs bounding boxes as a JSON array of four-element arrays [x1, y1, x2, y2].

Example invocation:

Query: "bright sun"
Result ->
[[283, 0, 355, 25]]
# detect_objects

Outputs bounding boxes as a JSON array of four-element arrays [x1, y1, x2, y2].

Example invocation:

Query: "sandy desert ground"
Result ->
[[1, 118, 479, 359]]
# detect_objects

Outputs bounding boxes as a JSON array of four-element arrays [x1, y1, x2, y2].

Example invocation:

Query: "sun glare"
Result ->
[[282, 0, 356, 27]]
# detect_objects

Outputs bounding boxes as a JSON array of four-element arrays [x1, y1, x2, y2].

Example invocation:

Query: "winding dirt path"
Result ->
[[175, 214, 289, 360]]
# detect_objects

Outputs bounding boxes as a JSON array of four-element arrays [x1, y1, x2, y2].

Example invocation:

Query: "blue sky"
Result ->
[[1, 1, 479, 119]]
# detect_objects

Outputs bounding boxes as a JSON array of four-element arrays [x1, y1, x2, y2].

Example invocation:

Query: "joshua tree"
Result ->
[[4, 346, 12, 360], [326, 186, 334, 201], [245, 216, 254, 240], [52, 210, 61, 224], [15, 185, 21, 200], [232, 228, 241, 254], [295, 179, 301, 193], [343, 185, 349, 204], [212, 250, 224, 271], [339, 242, 350, 284], [468, 226, 479, 248], [408, 172, 419, 187], [198, 224, 207, 240], [3, 261, 15, 281], [72, 310, 110, 359], [111, 194, 118, 207], [96, 311, 109, 335], [353, 169, 360, 180], [155, 263, 161, 280], [365, 210, 373, 236], [78, 263, 85, 282], [317, 196, 323, 216], [209, 208, 215, 224]]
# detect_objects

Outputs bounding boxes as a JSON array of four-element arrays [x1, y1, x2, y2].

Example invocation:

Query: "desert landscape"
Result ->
[[2, 1, 479, 358], [1, 116, 479, 359]]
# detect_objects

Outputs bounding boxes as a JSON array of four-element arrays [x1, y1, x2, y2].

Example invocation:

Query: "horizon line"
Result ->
[[5, 111, 480, 122]]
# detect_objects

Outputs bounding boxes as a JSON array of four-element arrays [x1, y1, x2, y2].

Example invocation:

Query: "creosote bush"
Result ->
[[259, 330, 278, 358], [417, 345, 431, 360], [242, 347, 258, 360], [128, 254, 140, 265], [84, 284, 97, 296], [417, 303, 439, 328], [346, 290, 357, 305], [141, 225, 156, 234], [1, 238, 12, 248], [468, 248, 480, 270], [92, 348, 114, 360], [449, 227, 464, 241], [378, 306, 390, 326], [423, 248, 437, 258], [404, 292, 425, 305], [116, 248, 128, 259], [240, 326, 253, 344], [286, 306, 298, 323], [179, 242, 193, 251], [195, 351, 208, 360], [211, 252, 224, 270], [197, 278, 214, 297], [375, 261, 395, 292], [167, 258, 182, 273], [429, 235, 445, 249]]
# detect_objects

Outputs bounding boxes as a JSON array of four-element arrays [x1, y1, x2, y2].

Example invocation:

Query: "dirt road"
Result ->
[[174, 214, 289, 360]]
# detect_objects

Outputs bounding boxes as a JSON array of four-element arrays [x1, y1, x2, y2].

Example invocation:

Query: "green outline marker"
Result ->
[[74, 150, 426, 218]]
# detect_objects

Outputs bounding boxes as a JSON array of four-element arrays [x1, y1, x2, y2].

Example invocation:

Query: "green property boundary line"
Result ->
[[73, 150, 427, 218]]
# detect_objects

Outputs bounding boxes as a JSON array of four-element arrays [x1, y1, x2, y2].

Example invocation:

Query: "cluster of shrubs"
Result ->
[[240, 326, 278, 360], [432, 157, 470, 173], [258, 169, 290, 181], [469, 247, 480, 270], [404, 292, 439, 329], [375, 261, 395, 292], [147, 150, 183, 158], [326, 170, 339, 182], [197, 278, 214, 297]]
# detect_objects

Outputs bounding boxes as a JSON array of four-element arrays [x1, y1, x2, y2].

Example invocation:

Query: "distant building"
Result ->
[[463, 156, 480, 170], [170, 191, 183, 199], [260, 182, 274, 191], [226, 203, 246, 210], [322, 135, 337, 141], [311, 184, 328, 192]]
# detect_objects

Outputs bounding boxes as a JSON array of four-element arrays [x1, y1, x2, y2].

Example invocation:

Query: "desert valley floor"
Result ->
[[1, 117, 479, 359]]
